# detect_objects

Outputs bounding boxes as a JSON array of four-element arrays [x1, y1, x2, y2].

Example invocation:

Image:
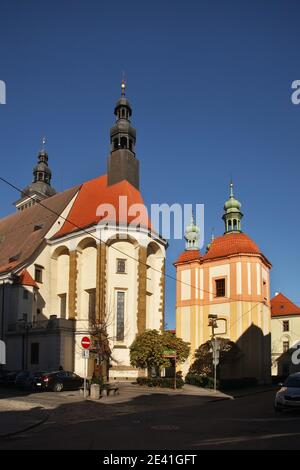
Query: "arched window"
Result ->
[[129, 139, 133, 151], [122, 108, 125, 117], [228, 219, 232, 231], [120, 137, 127, 148], [113, 138, 119, 150], [233, 219, 237, 230]]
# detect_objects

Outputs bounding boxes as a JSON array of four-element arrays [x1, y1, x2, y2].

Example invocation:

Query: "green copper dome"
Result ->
[[224, 182, 241, 212], [222, 182, 243, 234], [185, 214, 200, 250]]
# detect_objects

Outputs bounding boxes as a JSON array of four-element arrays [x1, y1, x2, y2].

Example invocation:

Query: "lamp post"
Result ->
[[208, 314, 219, 391]]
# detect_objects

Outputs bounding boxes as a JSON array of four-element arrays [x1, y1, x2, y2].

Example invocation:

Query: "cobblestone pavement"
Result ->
[[0, 383, 231, 436]]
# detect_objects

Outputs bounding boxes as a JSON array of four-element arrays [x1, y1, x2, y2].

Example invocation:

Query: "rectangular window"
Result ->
[[283, 320, 289, 332], [30, 343, 39, 365], [283, 341, 290, 353], [215, 278, 225, 298], [88, 289, 96, 323], [58, 293, 67, 319], [116, 258, 126, 274], [34, 266, 43, 283], [116, 291, 125, 341]]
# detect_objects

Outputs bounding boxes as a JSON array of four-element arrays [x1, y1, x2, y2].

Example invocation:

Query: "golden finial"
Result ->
[[121, 71, 126, 96]]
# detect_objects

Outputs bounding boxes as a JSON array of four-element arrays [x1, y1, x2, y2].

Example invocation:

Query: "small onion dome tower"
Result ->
[[222, 181, 243, 234], [107, 80, 139, 189], [185, 213, 200, 250], [14, 137, 56, 211]]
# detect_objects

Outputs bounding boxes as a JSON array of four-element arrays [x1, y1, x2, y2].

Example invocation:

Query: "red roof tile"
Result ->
[[203, 232, 270, 265], [16, 269, 38, 288], [271, 293, 300, 317], [54, 174, 151, 238], [174, 250, 202, 265]]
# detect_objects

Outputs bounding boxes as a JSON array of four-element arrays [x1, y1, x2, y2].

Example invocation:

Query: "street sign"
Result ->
[[82, 349, 90, 359], [163, 349, 176, 358], [81, 336, 91, 349]]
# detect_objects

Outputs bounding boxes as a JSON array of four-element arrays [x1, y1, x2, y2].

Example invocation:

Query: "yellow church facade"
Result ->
[[175, 184, 272, 384]]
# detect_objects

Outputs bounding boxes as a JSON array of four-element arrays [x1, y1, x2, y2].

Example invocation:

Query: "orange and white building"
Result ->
[[175, 184, 272, 383]]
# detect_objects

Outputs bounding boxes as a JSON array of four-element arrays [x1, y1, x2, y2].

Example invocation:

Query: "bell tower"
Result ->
[[107, 81, 140, 189]]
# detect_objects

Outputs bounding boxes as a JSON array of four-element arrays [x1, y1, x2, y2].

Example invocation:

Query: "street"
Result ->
[[0, 388, 300, 450]]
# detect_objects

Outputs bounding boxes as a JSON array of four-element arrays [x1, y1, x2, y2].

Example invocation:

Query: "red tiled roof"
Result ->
[[174, 250, 202, 265], [16, 269, 38, 288], [0, 185, 80, 274], [271, 293, 300, 317], [203, 232, 271, 265], [54, 174, 151, 238]]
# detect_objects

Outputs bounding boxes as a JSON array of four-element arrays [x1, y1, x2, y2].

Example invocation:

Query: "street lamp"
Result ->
[[208, 314, 220, 391]]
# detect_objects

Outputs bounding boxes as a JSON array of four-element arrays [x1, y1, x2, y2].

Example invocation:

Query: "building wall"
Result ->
[[4, 226, 166, 379], [271, 315, 300, 376]]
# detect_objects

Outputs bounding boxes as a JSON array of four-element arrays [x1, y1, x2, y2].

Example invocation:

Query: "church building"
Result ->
[[0, 83, 167, 380], [175, 183, 272, 384]]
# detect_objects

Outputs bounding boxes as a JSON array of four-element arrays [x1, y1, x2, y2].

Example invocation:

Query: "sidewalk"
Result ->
[[226, 384, 277, 399], [99, 382, 232, 404]]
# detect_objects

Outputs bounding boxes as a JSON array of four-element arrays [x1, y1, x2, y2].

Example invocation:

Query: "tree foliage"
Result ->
[[188, 337, 241, 376], [130, 329, 190, 376]]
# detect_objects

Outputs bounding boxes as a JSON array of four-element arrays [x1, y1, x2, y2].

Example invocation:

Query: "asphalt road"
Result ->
[[1, 389, 300, 450]]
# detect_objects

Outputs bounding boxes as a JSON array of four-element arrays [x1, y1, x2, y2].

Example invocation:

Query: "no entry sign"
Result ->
[[81, 336, 91, 349]]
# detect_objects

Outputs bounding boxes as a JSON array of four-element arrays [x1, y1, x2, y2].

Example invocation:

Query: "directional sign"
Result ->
[[81, 336, 91, 349], [82, 349, 90, 359]]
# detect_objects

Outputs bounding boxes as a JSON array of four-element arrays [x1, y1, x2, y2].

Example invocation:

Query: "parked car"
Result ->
[[33, 371, 84, 392], [274, 372, 300, 411], [15, 370, 46, 390], [0, 370, 20, 387]]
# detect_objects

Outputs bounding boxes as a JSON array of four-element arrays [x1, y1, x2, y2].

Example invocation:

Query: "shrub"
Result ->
[[185, 373, 218, 389], [137, 375, 184, 389]]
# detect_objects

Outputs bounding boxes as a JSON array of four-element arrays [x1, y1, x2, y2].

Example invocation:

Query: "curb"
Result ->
[[232, 388, 275, 399], [0, 412, 49, 439]]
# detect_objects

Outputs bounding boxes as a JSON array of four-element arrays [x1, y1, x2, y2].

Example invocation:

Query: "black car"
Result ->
[[34, 371, 84, 392], [0, 370, 20, 387], [15, 370, 31, 388]]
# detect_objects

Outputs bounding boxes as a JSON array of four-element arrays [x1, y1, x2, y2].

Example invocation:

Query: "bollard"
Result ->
[[90, 383, 100, 400]]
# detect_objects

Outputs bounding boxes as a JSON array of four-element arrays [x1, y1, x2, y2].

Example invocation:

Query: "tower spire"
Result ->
[[121, 72, 126, 96], [222, 181, 243, 234], [107, 81, 139, 189], [14, 138, 56, 211], [184, 212, 200, 250]]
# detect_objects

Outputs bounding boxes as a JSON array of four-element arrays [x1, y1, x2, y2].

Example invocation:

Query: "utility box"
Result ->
[[90, 383, 100, 400]]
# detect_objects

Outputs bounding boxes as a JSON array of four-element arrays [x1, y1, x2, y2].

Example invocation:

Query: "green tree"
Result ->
[[130, 329, 190, 377], [189, 337, 241, 376]]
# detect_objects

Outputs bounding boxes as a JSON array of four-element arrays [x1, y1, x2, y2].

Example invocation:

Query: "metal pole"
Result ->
[[174, 353, 177, 390], [84, 354, 87, 398], [214, 360, 217, 392], [1, 281, 5, 342]]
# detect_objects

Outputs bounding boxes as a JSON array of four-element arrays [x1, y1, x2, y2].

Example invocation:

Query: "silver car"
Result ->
[[275, 372, 300, 411]]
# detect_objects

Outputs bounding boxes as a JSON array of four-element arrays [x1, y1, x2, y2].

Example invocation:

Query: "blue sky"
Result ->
[[1, 0, 300, 328]]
